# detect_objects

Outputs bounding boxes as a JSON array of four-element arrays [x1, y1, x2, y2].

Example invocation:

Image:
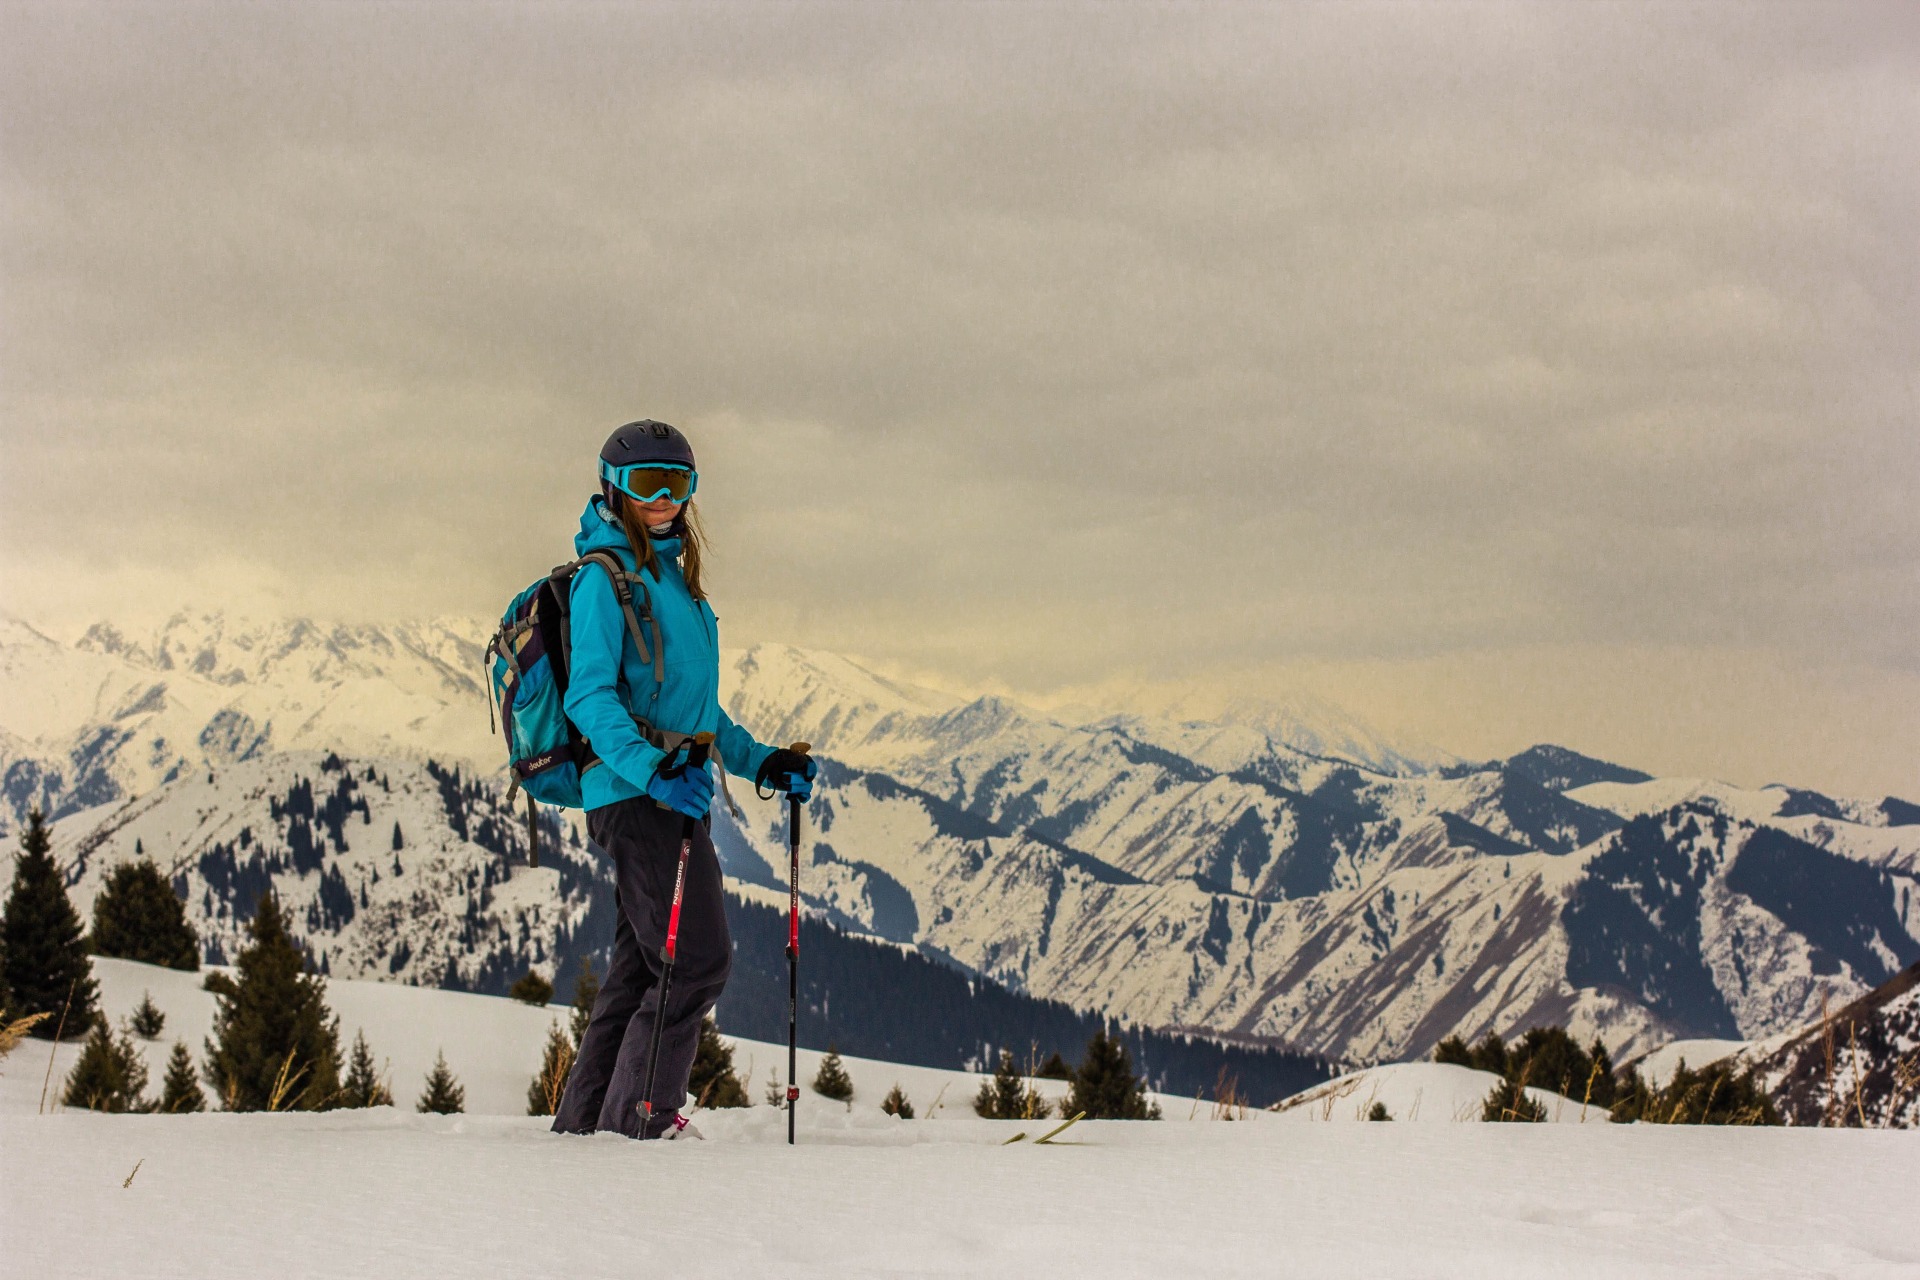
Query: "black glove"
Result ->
[[757, 747, 817, 800]]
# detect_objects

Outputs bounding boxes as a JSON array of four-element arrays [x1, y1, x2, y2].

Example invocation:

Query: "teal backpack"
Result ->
[[484, 550, 664, 861]]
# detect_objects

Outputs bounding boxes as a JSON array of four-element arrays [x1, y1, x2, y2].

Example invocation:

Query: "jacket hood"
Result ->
[[574, 495, 683, 562]]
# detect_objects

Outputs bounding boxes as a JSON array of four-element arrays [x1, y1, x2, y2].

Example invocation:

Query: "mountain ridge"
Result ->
[[6, 610, 1918, 1067]]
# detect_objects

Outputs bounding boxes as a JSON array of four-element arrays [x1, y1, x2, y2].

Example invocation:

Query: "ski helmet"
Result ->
[[601, 420, 696, 471]]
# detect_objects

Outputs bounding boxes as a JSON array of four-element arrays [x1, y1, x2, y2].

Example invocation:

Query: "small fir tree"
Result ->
[[1610, 1060, 1779, 1126], [130, 991, 167, 1040], [202, 893, 343, 1111], [1481, 1077, 1546, 1122], [689, 1014, 749, 1108], [1035, 1051, 1074, 1080], [1367, 1101, 1392, 1121], [568, 956, 600, 1046], [811, 1045, 854, 1103], [62, 1018, 151, 1112], [1, 810, 99, 1038], [1067, 1030, 1160, 1120], [160, 1041, 206, 1113], [974, 1049, 1049, 1119], [882, 1083, 915, 1118], [508, 969, 553, 1006], [391, 822, 404, 851], [417, 1050, 466, 1114], [526, 1021, 575, 1116], [340, 1030, 394, 1108], [89, 860, 199, 970]]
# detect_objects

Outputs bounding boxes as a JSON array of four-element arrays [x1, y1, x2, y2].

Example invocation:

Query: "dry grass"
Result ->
[[538, 1039, 577, 1115], [1578, 1059, 1603, 1124], [38, 980, 79, 1114], [1887, 1054, 1919, 1130], [1265, 1073, 1361, 1120], [0, 1010, 51, 1059], [1821, 989, 1839, 1127], [265, 1047, 312, 1113], [1210, 1067, 1248, 1122]]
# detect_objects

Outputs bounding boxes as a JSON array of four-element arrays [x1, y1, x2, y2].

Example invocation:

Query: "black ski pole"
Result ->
[[640, 731, 714, 1140], [785, 741, 811, 1145]]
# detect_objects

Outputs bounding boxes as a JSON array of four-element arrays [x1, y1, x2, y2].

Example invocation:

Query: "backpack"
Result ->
[[484, 550, 666, 857]]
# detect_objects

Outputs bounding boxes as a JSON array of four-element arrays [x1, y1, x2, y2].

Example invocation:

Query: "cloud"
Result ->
[[2, 1, 1915, 789]]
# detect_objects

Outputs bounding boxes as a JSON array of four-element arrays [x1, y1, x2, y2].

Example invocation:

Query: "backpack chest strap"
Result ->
[[576, 551, 666, 686]]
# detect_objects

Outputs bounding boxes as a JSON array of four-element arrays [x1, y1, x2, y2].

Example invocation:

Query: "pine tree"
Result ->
[[688, 1014, 749, 1108], [340, 1030, 394, 1108], [882, 1083, 915, 1118], [130, 991, 166, 1039], [526, 1021, 575, 1116], [974, 1048, 1048, 1119], [508, 969, 553, 1006], [62, 1018, 151, 1112], [1482, 1077, 1546, 1122], [89, 859, 199, 970], [568, 956, 600, 1046], [1067, 1030, 1160, 1120], [391, 822, 404, 851], [1609, 1059, 1779, 1126], [202, 893, 343, 1111], [417, 1050, 465, 1114], [1, 810, 99, 1039], [1367, 1101, 1392, 1121], [160, 1041, 206, 1113], [1036, 1051, 1074, 1080], [811, 1045, 854, 1103]]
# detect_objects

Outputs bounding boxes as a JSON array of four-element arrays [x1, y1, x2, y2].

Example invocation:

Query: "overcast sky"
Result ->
[[2, 2, 1915, 795]]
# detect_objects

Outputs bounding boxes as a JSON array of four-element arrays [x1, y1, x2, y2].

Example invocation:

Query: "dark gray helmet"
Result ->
[[601, 420, 695, 471]]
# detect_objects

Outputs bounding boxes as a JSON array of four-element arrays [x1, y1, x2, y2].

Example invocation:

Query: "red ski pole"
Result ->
[[785, 741, 810, 1145], [640, 731, 714, 1139]]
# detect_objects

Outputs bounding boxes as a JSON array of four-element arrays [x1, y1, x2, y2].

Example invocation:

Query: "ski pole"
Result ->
[[640, 731, 714, 1139], [785, 741, 811, 1146]]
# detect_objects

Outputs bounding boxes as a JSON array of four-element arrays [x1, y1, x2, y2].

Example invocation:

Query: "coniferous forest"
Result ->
[[712, 894, 1331, 1106]]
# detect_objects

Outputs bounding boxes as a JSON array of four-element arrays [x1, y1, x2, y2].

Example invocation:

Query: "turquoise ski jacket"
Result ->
[[563, 495, 776, 812]]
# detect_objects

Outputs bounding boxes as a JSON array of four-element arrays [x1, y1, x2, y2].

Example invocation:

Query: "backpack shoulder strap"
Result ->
[[570, 551, 665, 686]]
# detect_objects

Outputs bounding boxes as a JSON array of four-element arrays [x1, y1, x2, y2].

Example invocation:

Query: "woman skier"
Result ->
[[552, 419, 816, 1140]]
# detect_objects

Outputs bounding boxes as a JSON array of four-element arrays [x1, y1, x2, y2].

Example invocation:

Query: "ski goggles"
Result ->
[[600, 460, 699, 504]]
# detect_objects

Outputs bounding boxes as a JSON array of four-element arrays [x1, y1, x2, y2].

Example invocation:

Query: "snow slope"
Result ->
[[1267, 1061, 1601, 1124], [6, 1104, 1916, 1278], [0, 958, 1090, 1123], [6, 960, 1919, 1279]]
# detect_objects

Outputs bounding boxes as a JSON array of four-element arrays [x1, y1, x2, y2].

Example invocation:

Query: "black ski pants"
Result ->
[[552, 794, 731, 1139]]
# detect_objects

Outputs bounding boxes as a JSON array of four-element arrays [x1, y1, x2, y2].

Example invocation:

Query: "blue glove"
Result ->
[[756, 748, 817, 801], [646, 761, 714, 818]]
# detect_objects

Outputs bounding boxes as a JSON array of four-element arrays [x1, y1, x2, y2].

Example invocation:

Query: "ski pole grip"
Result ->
[[659, 731, 716, 779], [788, 741, 810, 756], [687, 731, 715, 770]]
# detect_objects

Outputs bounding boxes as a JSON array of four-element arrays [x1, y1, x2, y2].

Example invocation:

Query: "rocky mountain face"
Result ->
[[6, 612, 1917, 1066], [44, 748, 601, 996], [1748, 962, 1920, 1128]]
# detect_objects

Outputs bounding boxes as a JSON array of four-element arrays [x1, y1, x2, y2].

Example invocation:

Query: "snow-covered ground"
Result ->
[[5, 961, 1918, 1278], [7, 1101, 1916, 1278], [1268, 1061, 1605, 1124]]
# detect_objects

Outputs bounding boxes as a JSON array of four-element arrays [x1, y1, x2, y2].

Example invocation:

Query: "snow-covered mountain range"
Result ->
[[5, 610, 1917, 1066]]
